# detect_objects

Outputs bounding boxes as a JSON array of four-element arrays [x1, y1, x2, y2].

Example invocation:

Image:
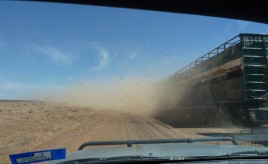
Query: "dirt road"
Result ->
[[0, 101, 251, 163]]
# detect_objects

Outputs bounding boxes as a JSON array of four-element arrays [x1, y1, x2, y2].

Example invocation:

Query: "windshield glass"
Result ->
[[1, 1, 268, 163]]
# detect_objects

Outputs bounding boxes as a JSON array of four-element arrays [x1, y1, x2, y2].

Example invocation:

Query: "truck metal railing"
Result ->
[[175, 34, 241, 75], [174, 33, 268, 76]]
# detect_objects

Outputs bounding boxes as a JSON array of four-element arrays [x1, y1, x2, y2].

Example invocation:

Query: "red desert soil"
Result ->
[[0, 100, 253, 163]]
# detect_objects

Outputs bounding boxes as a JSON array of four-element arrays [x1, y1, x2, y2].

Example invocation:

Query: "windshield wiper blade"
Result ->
[[57, 152, 268, 164], [78, 137, 239, 150], [228, 150, 268, 156], [58, 156, 170, 164], [181, 151, 268, 162]]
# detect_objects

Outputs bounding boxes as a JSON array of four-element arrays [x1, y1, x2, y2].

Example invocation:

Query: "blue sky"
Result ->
[[0, 1, 268, 99]]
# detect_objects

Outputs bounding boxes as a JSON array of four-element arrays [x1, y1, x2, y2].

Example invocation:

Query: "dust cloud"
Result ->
[[39, 78, 160, 115], [154, 79, 189, 112], [34, 75, 235, 127]]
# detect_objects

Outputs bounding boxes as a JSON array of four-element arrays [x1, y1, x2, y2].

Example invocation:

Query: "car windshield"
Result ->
[[1, 1, 268, 163]]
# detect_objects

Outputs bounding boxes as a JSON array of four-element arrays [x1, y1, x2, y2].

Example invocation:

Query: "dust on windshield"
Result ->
[[1, 1, 268, 163]]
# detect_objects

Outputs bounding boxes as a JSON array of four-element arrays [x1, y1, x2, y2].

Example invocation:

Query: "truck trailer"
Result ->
[[156, 33, 268, 126]]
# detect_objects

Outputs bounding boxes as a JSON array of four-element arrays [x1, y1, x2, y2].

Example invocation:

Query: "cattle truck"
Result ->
[[156, 33, 268, 126]]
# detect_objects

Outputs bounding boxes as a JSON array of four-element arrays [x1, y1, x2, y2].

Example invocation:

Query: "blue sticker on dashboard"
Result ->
[[9, 148, 66, 164]]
